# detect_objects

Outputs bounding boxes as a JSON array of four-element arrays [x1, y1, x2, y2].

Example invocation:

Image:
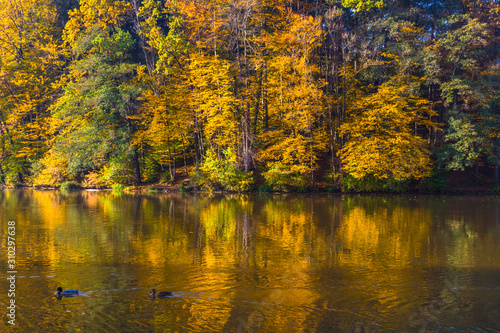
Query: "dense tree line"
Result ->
[[1, 0, 499, 191]]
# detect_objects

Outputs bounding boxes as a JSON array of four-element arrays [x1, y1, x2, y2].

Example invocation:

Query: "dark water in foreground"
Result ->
[[1, 190, 500, 332]]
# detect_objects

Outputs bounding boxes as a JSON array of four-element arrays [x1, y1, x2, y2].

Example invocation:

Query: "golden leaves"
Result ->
[[64, 0, 132, 44], [340, 82, 435, 180]]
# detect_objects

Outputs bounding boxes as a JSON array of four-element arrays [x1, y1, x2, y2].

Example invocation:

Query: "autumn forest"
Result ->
[[1, 0, 499, 192]]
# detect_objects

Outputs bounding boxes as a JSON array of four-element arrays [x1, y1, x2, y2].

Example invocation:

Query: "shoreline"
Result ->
[[2, 167, 499, 195], [2, 183, 499, 196]]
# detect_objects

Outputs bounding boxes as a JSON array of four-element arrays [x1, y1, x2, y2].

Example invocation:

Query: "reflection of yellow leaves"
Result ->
[[32, 191, 66, 230], [5, 191, 500, 331], [336, 203, 431, 267], [199, 199, 239, 239]]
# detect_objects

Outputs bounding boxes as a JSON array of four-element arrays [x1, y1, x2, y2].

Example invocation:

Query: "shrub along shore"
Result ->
[[4, 166, 498, 195]]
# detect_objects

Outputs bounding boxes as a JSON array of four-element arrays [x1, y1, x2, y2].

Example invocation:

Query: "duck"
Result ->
[[55, 287, 81, 297], [149, 289, 173, 297]]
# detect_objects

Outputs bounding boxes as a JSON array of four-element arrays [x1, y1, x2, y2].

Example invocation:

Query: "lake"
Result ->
[[1, 190, 500, 332]]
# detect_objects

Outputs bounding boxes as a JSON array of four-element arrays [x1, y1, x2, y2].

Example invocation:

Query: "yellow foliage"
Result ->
[[31, 150, 68, 186], [257, 13, 327, 184], [81, 171, 107, 188], [189, 54, 240, 151], [340, 82, 436, 180], [0, 0, 63, 177], [64, 0, 132, 43]]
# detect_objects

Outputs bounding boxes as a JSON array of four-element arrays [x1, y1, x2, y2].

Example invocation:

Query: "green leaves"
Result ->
[[199, 148, 254, 191], [342, 0, 384, 12], [47, 19, 142, 183], [437, 110, 484, 171], [92, 29, 135, 60]]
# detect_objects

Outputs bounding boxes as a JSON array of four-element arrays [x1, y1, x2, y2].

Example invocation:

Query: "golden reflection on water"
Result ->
[[1, 190, 500, 332]]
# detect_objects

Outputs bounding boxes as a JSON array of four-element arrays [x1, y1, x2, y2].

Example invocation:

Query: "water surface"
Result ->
[[1, 190, 500, 332]]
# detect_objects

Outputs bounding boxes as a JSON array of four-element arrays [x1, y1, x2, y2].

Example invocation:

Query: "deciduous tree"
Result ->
[[340, 80, 435, 181]]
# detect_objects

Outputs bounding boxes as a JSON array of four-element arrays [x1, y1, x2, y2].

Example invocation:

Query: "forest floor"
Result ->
[[132, 168, 499, 194], [6, 165, 499, 194], [439, 170, 496, 194]]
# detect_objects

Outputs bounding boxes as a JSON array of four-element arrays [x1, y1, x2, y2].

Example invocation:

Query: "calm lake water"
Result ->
[[1, 190, 500, 332]]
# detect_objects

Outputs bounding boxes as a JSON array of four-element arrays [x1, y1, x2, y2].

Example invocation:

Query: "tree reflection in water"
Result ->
[[0, 190, 499, 332]]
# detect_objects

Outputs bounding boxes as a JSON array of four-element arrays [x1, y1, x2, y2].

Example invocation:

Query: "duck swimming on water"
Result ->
[[149, 289, 173, 297], [55, 287, 81, 297]]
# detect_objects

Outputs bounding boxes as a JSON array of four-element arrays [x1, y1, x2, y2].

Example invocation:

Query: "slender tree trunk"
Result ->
[[495, 161, 499, 183], [192, 132, 199, 167], [130, 0, 155, 75], [194, 113, 204, 160], [243, 26, 251, 172], [133, 149, 141, 185], [327, 32, 336, 173], [244, 103, 251, 173], [453, 88, 458, 110], [173, 147, 176, 179], [340, 59, 346, 170], [181, 135, 188, 175], [310, 129, 315, 188], [168, 145, 173, 180], [264, 62, 269, 131], [253, 71, 263, 133]]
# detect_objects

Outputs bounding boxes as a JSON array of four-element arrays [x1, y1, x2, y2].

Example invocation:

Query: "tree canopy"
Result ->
[[1, 0, 499, 191]]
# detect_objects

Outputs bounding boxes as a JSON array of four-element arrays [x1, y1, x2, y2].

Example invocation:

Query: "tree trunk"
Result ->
[[253, 71, 263, 133], [264, 62, 269, 131], [130, 0, 156, 75], [182, 137, 188, 175], [168, 146, 173, 180], [173, 147, 176, 179], [495, 161, 499, 183], [133, 150, 141, 185]]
